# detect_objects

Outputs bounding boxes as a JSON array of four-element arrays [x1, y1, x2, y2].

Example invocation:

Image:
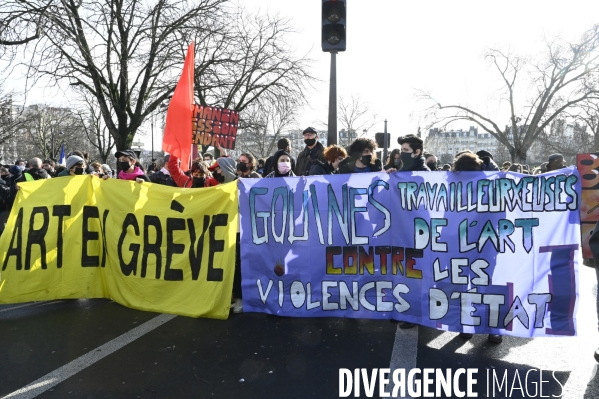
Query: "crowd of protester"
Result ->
[[0, 128, 577, 339]]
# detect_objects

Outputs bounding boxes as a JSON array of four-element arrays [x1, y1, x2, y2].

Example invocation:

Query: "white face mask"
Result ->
[[278, 162, 291, 174]]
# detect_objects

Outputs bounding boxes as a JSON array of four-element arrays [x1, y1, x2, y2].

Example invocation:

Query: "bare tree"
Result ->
[[336, 94, 379, 148], [0, 87, 26, 146], [192, 8, 314, 112], [1, 0, 226, 151], [183, 7, 315, 154], [419, 25, 599, 163], [539, 118, 593, 163], [10, 104, 94, 161], [236, 97, 298, 158], [76, 95, 115, 163]]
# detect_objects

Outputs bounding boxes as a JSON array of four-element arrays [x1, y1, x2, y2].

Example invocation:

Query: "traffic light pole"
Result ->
[[383, 119, 389, 163], [328, 51, 337, 146]]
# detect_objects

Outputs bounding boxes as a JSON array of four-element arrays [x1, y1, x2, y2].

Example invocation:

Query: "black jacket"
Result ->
[[309, 160, 336, 176], [481, 156, 500, 172], [337, 158, 383, 174], [401, 155, 430, 172], [294, 142, 325, 176], [18, 167, 50, 181], [149, 171, 177, 186]]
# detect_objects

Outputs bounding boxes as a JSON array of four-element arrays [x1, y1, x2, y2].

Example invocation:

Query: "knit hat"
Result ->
[[66, 155, 84, 170]]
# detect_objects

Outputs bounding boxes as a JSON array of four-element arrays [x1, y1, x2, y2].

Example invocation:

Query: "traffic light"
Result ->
[[375, 133, 391, 149], [322, 0, 346, 52]]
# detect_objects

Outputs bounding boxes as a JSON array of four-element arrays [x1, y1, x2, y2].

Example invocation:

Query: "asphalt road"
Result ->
[[1, 261, 598, 399]]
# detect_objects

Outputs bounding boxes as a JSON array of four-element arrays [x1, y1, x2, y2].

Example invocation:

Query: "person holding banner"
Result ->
[[208, 157, 238, 184], [397, 134, 430, 172], [236, 153, 262, 179], [109, 150, 150, 182], [338, 138, 384, 174], [264, 150, 296, 178], [167, 154, 218, 188], [309, 144, 347, 175]]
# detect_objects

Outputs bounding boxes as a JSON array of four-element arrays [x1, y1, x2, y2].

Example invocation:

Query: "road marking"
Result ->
[[1, 313, 177, 399], [385, 324, 418, 399]]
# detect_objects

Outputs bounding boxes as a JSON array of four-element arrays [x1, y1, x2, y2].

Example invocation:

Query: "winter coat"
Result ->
[[239, 171, 262, 179], [400, 155, 430, 172], [481, 156, 500, 172], [265, 170, 296, 178], [337, 158, 383, 174], [294, 142, 325, 176], [309, 160, 336, 175], [149, 170, 177, 187]]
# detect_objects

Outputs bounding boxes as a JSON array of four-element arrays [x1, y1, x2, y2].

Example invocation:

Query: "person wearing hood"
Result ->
[[265, 150, 296, 178], [167, 154, 219, 188], [476, 150, 500, 172], [208, 157, 238, 183], [338, 138, 384, 174], [309, 145, 347, 175], [18, 158, 50, 181], [107, 149, 150, 183], [294, 127, 325, 176], [397, 134, 430, 172]]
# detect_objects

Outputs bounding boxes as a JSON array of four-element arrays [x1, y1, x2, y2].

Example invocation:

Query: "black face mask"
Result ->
[[393, 158, 401, 167], [192, 177, 206, 187], [361, 155, 372, 165], [212, 171, 225, 183], [304, 138, 316, 147], [74, 167, 85, 175], [119, 161, 132, 171], [400, 152, 414, 170], [427, 162, 437, 171], [237, 162, 249, 173]]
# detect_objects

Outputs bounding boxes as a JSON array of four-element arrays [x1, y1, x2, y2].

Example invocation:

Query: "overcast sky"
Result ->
[[243, 0, 599, 143]]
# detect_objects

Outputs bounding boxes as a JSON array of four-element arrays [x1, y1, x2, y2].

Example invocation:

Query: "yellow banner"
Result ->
[[0, 176, 238, 319]]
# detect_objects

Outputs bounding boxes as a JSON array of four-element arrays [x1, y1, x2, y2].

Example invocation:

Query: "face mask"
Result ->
[[192, 177, 206, 187], [119, 161, 132, 171], [400, 152, 414, 170], [393, 158, 401, 167], [427, 162, 437, 171], [237, 162, 249, 173], [361, 155, 372, 165], [304, 138, 316, 147], [74, 167, 85, 175], [212, 171, 225, 183], [278, 162, 291, 174]]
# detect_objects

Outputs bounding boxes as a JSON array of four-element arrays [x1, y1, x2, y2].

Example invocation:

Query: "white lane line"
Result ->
[[0, 301, 63, 313], [1, 313, 177, 399], [385, 324, 418, 399]]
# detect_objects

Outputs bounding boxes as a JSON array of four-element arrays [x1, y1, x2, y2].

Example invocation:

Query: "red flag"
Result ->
[[162, 42, 194, 171]]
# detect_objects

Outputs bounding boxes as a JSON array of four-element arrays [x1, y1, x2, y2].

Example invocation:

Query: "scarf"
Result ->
[[119, 166, 144, 180]]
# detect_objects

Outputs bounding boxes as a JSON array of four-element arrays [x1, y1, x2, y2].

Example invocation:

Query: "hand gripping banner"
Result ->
[[0, 176, 238, 319], [239, 168, 581, 337]]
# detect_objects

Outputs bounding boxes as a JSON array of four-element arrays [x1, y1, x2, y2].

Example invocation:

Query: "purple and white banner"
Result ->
[[239, 168, 581, 337]]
